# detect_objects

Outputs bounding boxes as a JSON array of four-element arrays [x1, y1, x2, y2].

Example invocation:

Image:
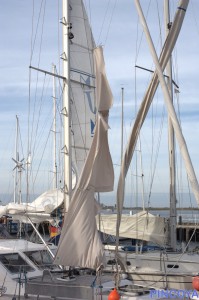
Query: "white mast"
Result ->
[[14, 115, 19, 204], [164, 0, 177, 251], [138, 136, 145, 211], [52, 64, 57, 189], [12, 116, 24, 205], [121, 87, 124, 164], [62, 0, 72, 213]]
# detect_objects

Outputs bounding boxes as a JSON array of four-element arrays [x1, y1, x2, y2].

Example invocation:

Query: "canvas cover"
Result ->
[[97, 211, 169, 245]]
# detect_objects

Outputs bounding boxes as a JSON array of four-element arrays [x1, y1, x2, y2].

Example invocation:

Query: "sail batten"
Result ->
[[71, 68, 95, 78]]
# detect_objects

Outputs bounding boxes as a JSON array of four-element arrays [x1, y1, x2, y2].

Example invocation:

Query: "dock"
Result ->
[[177, 221, 199, 244]]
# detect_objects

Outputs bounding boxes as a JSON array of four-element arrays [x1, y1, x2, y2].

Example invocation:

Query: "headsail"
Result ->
[[54, 46, 113, 269]]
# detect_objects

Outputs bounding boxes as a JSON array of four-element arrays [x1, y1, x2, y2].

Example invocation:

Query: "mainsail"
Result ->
[[69, 0, 96, 180], [54, 46, 113, 269]]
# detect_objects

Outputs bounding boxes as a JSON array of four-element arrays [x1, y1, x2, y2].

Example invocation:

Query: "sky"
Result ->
[[0, 0, 199, 208]]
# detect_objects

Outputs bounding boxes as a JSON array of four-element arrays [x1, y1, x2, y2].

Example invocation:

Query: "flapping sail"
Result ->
[[54, 46, 113, 269], [69, 0, 96, 180], [116, 0, 190, 230]]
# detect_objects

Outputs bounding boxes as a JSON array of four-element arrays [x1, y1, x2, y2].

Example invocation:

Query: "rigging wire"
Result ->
[[103, 0, 118, 48], [190, 0, 199, 36], [134, 0, 166, 209], [135, 0, 152, 62], [97, 0, 111, 46], [28, 0, 43, 182], [169, 0, 196, 212], [28, 0, 63, 194], [86, 0, 118, 48], [29, 75, 47, 179], [29, 0, 46, 65], [155, 0, 163, 51], [30, 119, 53, 195], [30, 0, 47, 151], [147, 108, 166, 208]]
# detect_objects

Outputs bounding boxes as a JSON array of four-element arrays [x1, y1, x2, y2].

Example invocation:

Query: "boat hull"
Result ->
[[105, 248, 199, 289]]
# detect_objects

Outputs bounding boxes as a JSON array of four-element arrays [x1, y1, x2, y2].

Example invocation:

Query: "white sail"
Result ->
[[69, 0, 96, 180], [54, 46, 114, 269], [0, 189, 63, 224]]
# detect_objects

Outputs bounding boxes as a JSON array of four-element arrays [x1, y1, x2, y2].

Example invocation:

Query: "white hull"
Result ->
[[0, 239, 152, 299], [105, 248, 199, 289], [0, 239, 57, 297]]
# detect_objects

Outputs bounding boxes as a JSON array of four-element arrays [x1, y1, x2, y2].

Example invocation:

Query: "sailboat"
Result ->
[[1, 0, 199, 298], [99, 0, 199, 291]]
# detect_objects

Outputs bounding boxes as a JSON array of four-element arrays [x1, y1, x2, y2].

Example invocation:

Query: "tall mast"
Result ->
[[62, 0, 72, 213], [121, 87, 124, 164], [164, 0, 177, 251], [14, 115, 19, 204], [52, 64, 57, 189]]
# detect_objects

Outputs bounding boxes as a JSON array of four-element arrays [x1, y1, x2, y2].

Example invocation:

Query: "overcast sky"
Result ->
[[0, 1, 199, 207]]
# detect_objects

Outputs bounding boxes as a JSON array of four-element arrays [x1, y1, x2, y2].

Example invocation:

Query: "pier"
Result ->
[[177, 218, 199, 243]]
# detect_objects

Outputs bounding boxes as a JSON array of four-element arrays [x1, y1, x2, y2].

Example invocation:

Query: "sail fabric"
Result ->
[[135, 0, 199, 208], [69, 0, 96, 179], [54, 46, 114, 269], [97, 211, 169, 245], [116, 0, 190, 229], [0, 189, 63, 224]]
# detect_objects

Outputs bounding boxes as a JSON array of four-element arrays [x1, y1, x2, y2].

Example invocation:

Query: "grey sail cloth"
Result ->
[[54, 46, 114, 269], [97, 211, 169, 245], [116, 0, 190, 232]]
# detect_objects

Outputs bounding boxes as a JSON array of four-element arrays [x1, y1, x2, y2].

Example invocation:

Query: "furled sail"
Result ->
[[0, 189, 63, 224], [97, 211, 169, 246], [69, 0, 96, 180], [54, 46, 114, 269]]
